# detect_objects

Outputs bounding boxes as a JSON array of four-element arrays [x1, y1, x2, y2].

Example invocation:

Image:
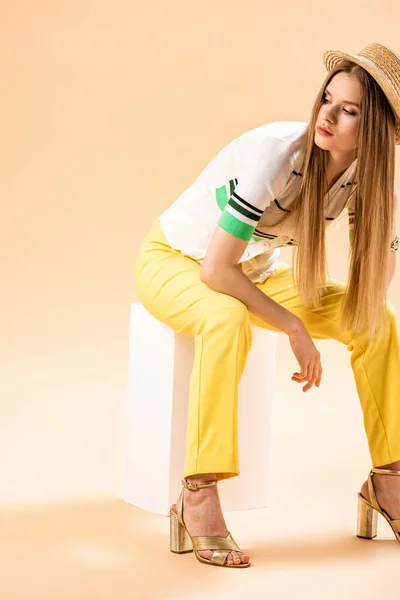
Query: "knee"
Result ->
[[204, 300, 251, 330]]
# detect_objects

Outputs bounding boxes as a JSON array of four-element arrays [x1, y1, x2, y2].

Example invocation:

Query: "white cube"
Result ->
[[124, 302, 277, 515]]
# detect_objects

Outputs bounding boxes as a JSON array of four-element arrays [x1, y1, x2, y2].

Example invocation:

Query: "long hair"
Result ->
[[276, 60, 396, 342]]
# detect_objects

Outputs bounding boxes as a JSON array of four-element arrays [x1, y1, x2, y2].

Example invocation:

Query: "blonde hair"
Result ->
[[277, 60, 397, 343]]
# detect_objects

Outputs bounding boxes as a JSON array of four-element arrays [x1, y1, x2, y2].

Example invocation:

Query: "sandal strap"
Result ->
[[391, 520, 400, 533], [368, 468, 400, 513], [371, 468, 400, 476], [191, 532, 240, 552], [208, 550, 231, 566], [367, 472, 380, 511], [181, 478, 218, 491]]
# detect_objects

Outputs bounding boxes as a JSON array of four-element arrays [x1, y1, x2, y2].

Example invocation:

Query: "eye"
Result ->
[[322, 95, 357, 116]]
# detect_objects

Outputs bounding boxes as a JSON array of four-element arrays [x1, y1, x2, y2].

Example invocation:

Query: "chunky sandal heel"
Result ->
[[357, 467, 400, 542], [170, 508, 193, 553], [357, 494, 378, 539], [169, 478, 251, 568]]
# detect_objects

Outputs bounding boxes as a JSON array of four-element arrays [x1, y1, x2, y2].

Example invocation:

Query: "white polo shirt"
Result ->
[[159, 120, 357, 283]]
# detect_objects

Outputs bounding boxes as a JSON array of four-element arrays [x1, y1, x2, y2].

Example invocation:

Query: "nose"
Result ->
[[322, 107, 336, 123]]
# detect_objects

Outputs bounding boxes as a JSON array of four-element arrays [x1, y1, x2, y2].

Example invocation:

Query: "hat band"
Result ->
[[353, 54, 389, 83]]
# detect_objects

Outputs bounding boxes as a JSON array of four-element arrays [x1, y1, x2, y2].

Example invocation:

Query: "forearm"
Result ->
[[201, 265, 302, 336]]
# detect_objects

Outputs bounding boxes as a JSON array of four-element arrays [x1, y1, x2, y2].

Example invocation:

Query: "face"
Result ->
[[315, 71, 361, 154]]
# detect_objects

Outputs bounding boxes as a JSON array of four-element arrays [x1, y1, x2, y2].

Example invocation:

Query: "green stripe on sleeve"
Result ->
[[216, 185, 229, 211], [218, 211, 255, 241]]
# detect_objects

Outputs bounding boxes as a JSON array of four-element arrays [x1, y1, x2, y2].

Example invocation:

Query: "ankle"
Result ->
[[185, 473, 217, 483], [375, 460, 400, 470]]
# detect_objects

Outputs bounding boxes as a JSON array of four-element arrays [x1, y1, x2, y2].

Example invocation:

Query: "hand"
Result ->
[[288, 324, 322, 392]]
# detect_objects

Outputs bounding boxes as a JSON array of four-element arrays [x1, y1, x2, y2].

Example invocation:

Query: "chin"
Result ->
[[314, 134, 333, 149]]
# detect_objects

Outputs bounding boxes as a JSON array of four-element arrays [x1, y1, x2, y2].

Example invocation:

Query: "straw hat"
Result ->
[[322, 43, 400, 144]]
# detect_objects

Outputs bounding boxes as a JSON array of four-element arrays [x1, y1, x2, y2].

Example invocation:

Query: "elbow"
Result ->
[[200, 265, 217, 285], [200, 263, 228, 288], [200, 263, 236, 290]]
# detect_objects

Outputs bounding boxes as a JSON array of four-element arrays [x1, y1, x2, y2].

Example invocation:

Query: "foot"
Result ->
[[176, 474, 250, 566], [360, 472, 400, 520]]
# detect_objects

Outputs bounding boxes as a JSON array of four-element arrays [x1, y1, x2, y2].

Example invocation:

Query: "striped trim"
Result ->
[[274, 199, 290, 213], [216, 185, 229, 211], [348, 207, 355, 246], [274, 196, 344, 220], [218, 210, 255, 241], [216, 179, 239, 211], [225, 203, 260, 227], [225, 191, 263, 226], [231, 191, 263, 215], [292, 170, 303, 177], [229, 178, 239, 196], [254, 229, 278, 239]]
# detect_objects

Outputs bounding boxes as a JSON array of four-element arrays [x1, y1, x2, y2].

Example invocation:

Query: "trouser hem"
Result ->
[[183, 453, 239, 481]]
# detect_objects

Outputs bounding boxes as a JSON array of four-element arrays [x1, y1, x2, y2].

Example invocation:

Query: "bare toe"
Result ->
[[232, 551, 240, 564]]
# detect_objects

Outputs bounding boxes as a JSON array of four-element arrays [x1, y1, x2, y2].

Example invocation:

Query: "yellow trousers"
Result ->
[[133, 219, 400, 481]]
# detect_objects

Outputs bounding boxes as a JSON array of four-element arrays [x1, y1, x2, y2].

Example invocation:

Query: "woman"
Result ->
[[133, 43, 400, 568]]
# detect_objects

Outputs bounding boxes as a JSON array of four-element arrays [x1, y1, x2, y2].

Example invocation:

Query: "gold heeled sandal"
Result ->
[[357, 467, 400, 542], [169, 478, 251, 568]]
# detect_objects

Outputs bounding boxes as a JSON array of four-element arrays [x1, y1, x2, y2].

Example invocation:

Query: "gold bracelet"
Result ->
[[391, 235, 399, 252]]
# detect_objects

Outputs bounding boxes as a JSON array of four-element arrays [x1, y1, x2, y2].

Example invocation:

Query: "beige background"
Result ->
[[1, 1, 399, 511]]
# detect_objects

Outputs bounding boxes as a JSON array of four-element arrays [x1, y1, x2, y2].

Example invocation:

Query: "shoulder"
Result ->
[[238, 120, 308, 150], [237, 120, 308, 171]]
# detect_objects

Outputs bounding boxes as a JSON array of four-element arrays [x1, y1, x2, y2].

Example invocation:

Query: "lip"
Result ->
[[317, 125, 333, 136]]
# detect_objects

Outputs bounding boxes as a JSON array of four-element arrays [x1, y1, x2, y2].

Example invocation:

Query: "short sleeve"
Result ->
[[217, 136, 293, 241]]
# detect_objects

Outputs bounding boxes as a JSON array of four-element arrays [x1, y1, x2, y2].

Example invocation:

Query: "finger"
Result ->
[[315, 364, 323, 387], [297, 362, 309, 379], [307, 362, 314, 381], [301, 363, 313, 390], [292, 370, 309, 381], [303, 362, 319, 392]]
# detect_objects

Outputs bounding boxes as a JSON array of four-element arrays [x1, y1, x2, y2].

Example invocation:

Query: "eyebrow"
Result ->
[[325, 89, 361, 108]]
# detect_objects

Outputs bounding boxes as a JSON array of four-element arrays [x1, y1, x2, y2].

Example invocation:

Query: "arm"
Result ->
[[199, 136, 303, 336], [200, 226, 302, 336]]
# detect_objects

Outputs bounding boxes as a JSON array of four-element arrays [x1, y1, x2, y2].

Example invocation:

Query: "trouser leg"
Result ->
[[183, 305, 252, 480], [134, 220, 252, 481], [252, 262, 400, 466]]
